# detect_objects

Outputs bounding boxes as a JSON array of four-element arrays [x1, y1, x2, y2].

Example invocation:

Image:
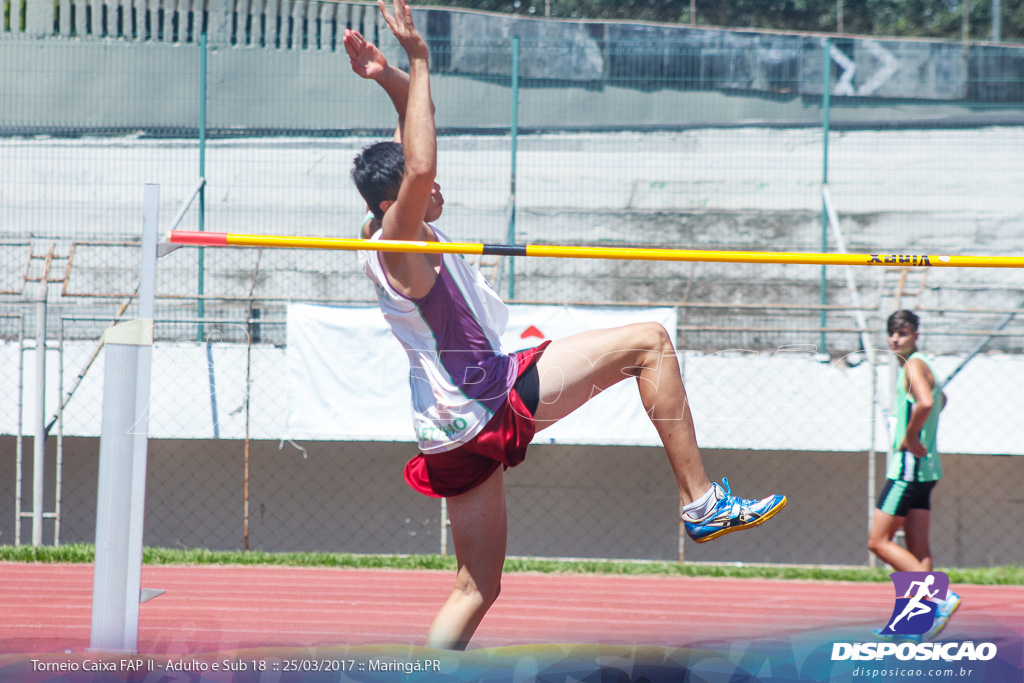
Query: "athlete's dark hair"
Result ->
[[887, 309, 920, 335], [351, 141, 405, 220]]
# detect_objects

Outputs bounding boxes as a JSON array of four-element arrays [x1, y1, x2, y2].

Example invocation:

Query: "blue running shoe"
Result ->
[[923, 592, 961, 641], [682, 478, 787, 543]]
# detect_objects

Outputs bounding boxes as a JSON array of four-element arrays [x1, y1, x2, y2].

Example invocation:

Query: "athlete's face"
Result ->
[[425, 182, 444, 222], [888, 324, 918, 357]]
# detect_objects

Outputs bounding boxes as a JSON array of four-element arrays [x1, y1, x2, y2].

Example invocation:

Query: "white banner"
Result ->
[[2, 323, 1020, 453], [286, 303, 677, 445]]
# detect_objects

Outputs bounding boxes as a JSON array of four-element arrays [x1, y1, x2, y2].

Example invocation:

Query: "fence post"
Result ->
[[819, 38, 832, 355], [868, 348, 878, 568], [14, 317, 25, 545], [31, 284, 46, 546], [197, 28, 208, 342], [507, 34, 520, 301]]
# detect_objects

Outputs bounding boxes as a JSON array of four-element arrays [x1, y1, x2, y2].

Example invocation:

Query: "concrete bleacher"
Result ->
[[3, 127, 1023, 357], [2, 3, 1023, 355]]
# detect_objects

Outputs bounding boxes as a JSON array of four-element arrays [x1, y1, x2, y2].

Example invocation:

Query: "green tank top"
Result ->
[[887, 352, 943, 482]]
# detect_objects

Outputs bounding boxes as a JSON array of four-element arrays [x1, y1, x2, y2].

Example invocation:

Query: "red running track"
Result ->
[[2, 562, 1022, 655]]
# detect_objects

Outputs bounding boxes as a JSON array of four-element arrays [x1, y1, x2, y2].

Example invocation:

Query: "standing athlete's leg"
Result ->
[[905, 501, 961, 638], [901, 503, 960, 639], [868, 508, 928, 572], [903, 508, 933, 571], [425, 467, 507, 650], [532, 322, 709, 502]]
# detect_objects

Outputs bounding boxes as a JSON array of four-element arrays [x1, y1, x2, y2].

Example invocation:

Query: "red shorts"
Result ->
[[403, 341, 550, 498]]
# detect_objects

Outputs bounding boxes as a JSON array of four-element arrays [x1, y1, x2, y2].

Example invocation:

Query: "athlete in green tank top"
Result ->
[[867, 310, 959, 640], [887, 350, 944, 482]]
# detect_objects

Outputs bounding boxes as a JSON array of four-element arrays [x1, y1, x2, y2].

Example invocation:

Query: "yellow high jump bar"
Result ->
[[168, 230, 1024, 269]]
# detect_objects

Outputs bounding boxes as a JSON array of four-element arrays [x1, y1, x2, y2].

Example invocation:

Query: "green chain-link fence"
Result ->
[[2, 1, 1023, 566]]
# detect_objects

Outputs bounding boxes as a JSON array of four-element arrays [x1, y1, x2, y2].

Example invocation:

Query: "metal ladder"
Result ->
[[22, 243, 72, 292], [877, 266, 929, 313]]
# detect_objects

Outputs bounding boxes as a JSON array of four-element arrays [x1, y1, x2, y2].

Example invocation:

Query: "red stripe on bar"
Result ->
[[169, 230, 228, 246]]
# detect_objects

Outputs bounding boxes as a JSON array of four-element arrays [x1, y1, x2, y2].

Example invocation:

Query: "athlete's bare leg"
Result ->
[[868, 508, 929, 572], [531, 322, 712, 504], [903, 508, 933, 571], [425, 467, 507, 650]]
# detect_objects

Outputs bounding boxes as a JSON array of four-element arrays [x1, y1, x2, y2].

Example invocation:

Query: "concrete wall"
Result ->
[[3, 435, 1021, 567], [0, 36, 966, 134], [3, 2, 1023, 135]]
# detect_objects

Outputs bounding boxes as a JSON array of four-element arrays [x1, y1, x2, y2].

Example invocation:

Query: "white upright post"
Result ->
[[90, 184, 158, 653], [90, 331, 142, 652], [32, 286, 47, 546], [123, 185, 158, 651]]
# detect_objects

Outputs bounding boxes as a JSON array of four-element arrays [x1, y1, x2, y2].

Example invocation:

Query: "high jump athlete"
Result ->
[[345, 0, 787, 650]]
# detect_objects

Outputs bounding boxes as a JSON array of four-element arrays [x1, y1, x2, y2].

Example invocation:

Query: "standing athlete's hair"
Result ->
[[887, 309, 920, 335], [352, 141, 405, 220]]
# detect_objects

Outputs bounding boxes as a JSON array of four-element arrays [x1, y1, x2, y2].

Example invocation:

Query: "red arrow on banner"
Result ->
[[520, 325, 545, 340]]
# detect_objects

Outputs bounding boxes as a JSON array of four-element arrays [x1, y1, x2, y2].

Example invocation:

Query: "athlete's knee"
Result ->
[[638, 321, 674, 350], [627, 322, 676, 367], [455, 571, 501, 608], [468, 580, 501, 612], [867, 533, 891, 554]]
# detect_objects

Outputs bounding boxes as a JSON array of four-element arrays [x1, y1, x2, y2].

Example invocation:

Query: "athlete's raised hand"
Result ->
[[343, 29, 389, 81], [378, 0, 428, 61]]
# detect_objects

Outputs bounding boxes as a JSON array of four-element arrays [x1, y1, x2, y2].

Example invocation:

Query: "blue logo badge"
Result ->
[[880, 571, 949, 636]]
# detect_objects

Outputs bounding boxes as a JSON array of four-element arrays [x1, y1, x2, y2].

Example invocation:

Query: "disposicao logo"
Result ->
[[879, 571, 948, 636], [831, 571, 998, 663]]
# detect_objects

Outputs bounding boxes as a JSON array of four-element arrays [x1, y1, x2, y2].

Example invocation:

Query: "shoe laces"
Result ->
[[687, 478, 763, 522], [717, 477, 761, 510]]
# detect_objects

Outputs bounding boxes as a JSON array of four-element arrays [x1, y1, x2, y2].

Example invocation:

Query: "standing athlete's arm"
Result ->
[[901, 357, 935, 458]]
